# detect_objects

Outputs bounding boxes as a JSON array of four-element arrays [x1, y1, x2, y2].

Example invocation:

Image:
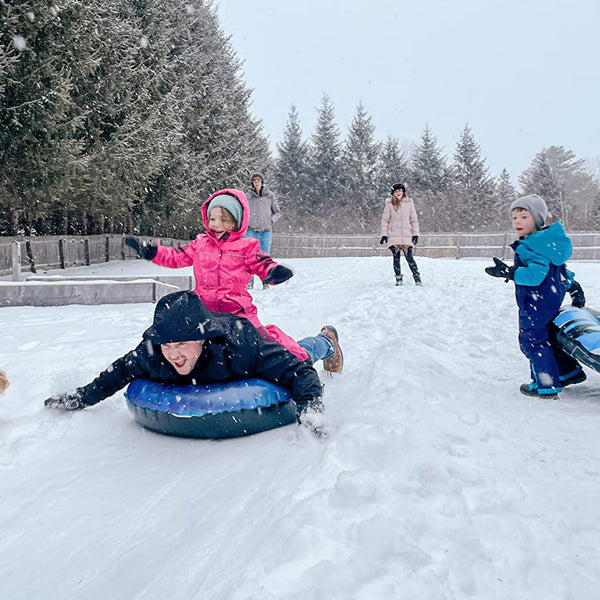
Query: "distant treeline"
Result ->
[[272, 102, 600, 234], [2, 2, 599, 237]]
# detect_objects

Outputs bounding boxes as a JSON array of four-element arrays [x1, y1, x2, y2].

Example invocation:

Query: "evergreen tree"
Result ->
[[308, 93, 343, 214], [410, 124, 448, 195], [449, 124, 495, 229], [376, 136, 410, 197], [409, 124, 449, 231], [340, 102, 380, 220], [493, 168, 517, 228], [519, 146, 596, 228], [0, 1, 88, 234], [273, 105, 310, 206]]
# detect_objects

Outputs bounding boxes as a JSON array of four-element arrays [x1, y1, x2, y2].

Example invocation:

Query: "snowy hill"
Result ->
[[1, 256, 599, 600]]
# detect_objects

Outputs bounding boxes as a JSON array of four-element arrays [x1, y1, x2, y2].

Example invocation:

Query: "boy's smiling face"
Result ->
[[511, 208, 536, 237], [160, 341, 204, 375]]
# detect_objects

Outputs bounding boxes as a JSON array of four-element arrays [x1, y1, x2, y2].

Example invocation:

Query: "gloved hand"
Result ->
[[44, 390, 87, 410], [298, 399, 327, 440], [124, 237, 158, 260], [569, 280, 586, 308], [485, 257, 516, 282], [412, 236, 419, 245], [263, 264, 293, 286], [379, 236, 388, 245]]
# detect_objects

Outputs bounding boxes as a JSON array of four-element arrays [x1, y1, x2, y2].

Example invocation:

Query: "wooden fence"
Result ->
[[1, 232, 599, 279]]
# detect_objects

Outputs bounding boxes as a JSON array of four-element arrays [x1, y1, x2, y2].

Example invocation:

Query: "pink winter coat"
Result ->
[[380, 197, 420, 246], [152, 188, 308, 360]]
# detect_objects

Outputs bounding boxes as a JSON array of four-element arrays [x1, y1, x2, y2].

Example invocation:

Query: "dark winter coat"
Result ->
[[74, 310, 322, 415]]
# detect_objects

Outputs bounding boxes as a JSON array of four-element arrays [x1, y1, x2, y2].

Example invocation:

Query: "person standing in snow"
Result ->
[[43, 291, 326, 431], [0, 370, 9, 394], [379, 183, 422, 286], [124, 189, 343, 375], [485, 194, 587, 398], [245, 172, 281, 289]]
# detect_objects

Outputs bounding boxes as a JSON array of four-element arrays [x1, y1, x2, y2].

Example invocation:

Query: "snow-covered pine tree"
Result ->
[[409, 124, 449, 232], [307, 93, 343, 218], [519, 146, 597, 230], [450, 124, 495, 230], [375, 136, 410, 198], [273, 105, 310, 212], [141, 0, 270, 235], [340, 102, 380, 225], [0, 0, 88, 235], [493, 168, 517, 229]]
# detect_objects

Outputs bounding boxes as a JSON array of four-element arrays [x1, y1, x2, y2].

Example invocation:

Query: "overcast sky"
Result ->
[[216, 0, 600, 180]]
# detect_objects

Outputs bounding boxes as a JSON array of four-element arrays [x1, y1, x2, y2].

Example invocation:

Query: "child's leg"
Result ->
[[403, 246, 422, 283], [519, 307, 562, 393], [389, 246, 402, 278]]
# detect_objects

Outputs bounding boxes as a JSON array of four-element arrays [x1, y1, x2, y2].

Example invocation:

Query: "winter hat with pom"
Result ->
[[509, 194, 548, 229], [207, 193, 243, 228]]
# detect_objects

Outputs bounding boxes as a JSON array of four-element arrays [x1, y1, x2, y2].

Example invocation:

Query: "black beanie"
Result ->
[[391, 182, 406, 194], [143, 291, 212, 345]]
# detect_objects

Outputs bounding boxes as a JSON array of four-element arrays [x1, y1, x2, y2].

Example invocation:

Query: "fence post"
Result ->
[[59, 239, 66, 269], [11, 241, 22, 281], [105, 236, 110, 262], [455, 234, 462, 259], [84, 239, 90, 266]]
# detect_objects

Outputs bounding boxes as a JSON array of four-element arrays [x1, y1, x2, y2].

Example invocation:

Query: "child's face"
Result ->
[[393, 189, 404, 200], [161, 341, 204, 375], [209, 207, 237, 239], [511, 208, 536, 237]]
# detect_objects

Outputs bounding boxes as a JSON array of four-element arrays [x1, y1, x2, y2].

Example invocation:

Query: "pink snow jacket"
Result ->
[[152, 189, 308, 360], [380, 197, 420, 246]]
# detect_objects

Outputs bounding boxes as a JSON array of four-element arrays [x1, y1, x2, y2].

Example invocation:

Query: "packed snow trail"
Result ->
[[1, 257, 599, 599]]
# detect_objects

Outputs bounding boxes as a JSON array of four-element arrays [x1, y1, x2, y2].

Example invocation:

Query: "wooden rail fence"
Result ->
[[1, 232, 599, 280]]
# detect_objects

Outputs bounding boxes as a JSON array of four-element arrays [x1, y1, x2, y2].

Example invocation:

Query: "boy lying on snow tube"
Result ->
[[44, 291, 328, 438]]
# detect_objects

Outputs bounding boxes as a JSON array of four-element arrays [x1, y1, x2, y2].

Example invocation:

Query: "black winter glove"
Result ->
[[412, 236, 419, 245], [485, 257, 516, 282], [569, 280, 586, 308], [297, 396, 327, 439], [44, 390, 87, 410], [379, 236, 388, 245], [263, 264, 293, 286], [124, 237, 158, 260]]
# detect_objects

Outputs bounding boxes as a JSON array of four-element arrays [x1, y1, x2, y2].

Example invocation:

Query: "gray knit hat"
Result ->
[[509, 194, 548, 229], [207, 193, 243, 228]]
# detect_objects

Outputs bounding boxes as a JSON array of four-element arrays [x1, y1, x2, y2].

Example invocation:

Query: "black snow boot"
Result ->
[[395, 275, 403, 286]]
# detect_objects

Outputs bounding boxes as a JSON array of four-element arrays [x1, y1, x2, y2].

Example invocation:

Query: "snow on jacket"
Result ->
[[245, 186, 281, 231], [152, 189, 308, 360], [73, 310, 321, 414], [380, 197, 420, 246]]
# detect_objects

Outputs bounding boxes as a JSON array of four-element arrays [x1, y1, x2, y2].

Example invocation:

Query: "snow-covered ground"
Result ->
[[1, 256, 600, 600]]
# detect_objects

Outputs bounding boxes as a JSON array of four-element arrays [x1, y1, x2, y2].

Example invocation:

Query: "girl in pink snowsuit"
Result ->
[[126, 189, 308, 360]]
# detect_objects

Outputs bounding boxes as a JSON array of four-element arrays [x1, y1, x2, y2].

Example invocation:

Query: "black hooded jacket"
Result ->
[[75, 311, 322, 413]]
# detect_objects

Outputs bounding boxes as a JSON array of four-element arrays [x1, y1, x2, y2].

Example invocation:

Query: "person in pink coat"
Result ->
[[124, 189, 343, 374], [379, 183, 422, 286]]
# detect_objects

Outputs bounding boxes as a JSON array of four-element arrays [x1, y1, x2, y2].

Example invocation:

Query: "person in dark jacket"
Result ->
[[44, 291, 324, 425]]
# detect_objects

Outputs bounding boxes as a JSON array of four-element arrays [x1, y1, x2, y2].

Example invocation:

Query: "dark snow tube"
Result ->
[[125, 378, 297, 439], [553, 306, 600, 372]]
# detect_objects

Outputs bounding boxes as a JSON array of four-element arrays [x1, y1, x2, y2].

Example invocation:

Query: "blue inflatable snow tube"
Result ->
[[553, 306, 600, 373], [125, 378, 297, 439]]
